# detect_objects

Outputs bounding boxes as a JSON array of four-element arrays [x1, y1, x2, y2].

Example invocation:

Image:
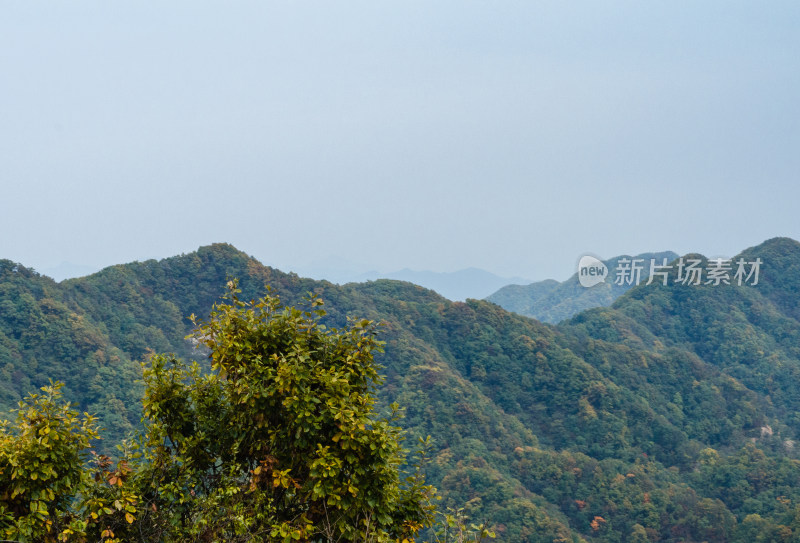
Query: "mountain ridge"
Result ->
[[487, 251, 680, 323], [2, 238, 800, 541]]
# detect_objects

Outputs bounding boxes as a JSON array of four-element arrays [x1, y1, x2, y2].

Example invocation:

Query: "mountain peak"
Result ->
[[746, 236, 800, 255]]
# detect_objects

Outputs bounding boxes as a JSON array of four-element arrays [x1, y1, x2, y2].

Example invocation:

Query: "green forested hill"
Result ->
[[3, 240, 800, 541], [487, 251, 679, 323], [0, 261, 142, 447]]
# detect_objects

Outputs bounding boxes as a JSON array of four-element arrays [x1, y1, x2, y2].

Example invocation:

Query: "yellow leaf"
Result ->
[[125, 512, 134, 524]]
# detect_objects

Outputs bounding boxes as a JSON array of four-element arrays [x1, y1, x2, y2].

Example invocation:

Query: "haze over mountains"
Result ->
[[292, 259, 533, 302], [487, 251, 680, 323], [1, 237, 799, 541]]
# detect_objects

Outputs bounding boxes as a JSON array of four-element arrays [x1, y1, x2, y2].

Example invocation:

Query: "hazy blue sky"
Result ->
[[2, 1, 799, 281]]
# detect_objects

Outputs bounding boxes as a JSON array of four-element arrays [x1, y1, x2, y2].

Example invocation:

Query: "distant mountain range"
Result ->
[[353, 268, 533, 301], [486, 251, 679, 323], [294, 262, 532, 301]]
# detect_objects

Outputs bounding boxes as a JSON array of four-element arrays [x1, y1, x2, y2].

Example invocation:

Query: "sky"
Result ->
[[2, 1, 799, 282]]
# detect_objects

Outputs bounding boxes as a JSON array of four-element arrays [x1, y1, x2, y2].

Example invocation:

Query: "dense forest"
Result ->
[[2, 237, 800, 541]]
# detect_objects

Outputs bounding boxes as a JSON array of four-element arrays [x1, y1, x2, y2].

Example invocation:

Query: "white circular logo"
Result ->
[[578, 255, 608, 287]]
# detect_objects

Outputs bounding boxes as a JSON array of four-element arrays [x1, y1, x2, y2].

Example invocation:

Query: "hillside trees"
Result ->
[[0, 383, 99, 541], [0, 283, 438, 542], [128, 282, 436, 542]]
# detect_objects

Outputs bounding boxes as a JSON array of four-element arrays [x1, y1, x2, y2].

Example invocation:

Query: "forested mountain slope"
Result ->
[[2, 239, 800, 541], [487, 251, 679, 323]]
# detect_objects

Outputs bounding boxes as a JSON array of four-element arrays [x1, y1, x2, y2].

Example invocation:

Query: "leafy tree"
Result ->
[[0, 283, 438, 542], [0, 382, 98, 542], [120, 282, 437, 542]]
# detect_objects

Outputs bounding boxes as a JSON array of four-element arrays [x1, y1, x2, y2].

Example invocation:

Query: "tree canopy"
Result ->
[[0, 283, 438, 542]]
